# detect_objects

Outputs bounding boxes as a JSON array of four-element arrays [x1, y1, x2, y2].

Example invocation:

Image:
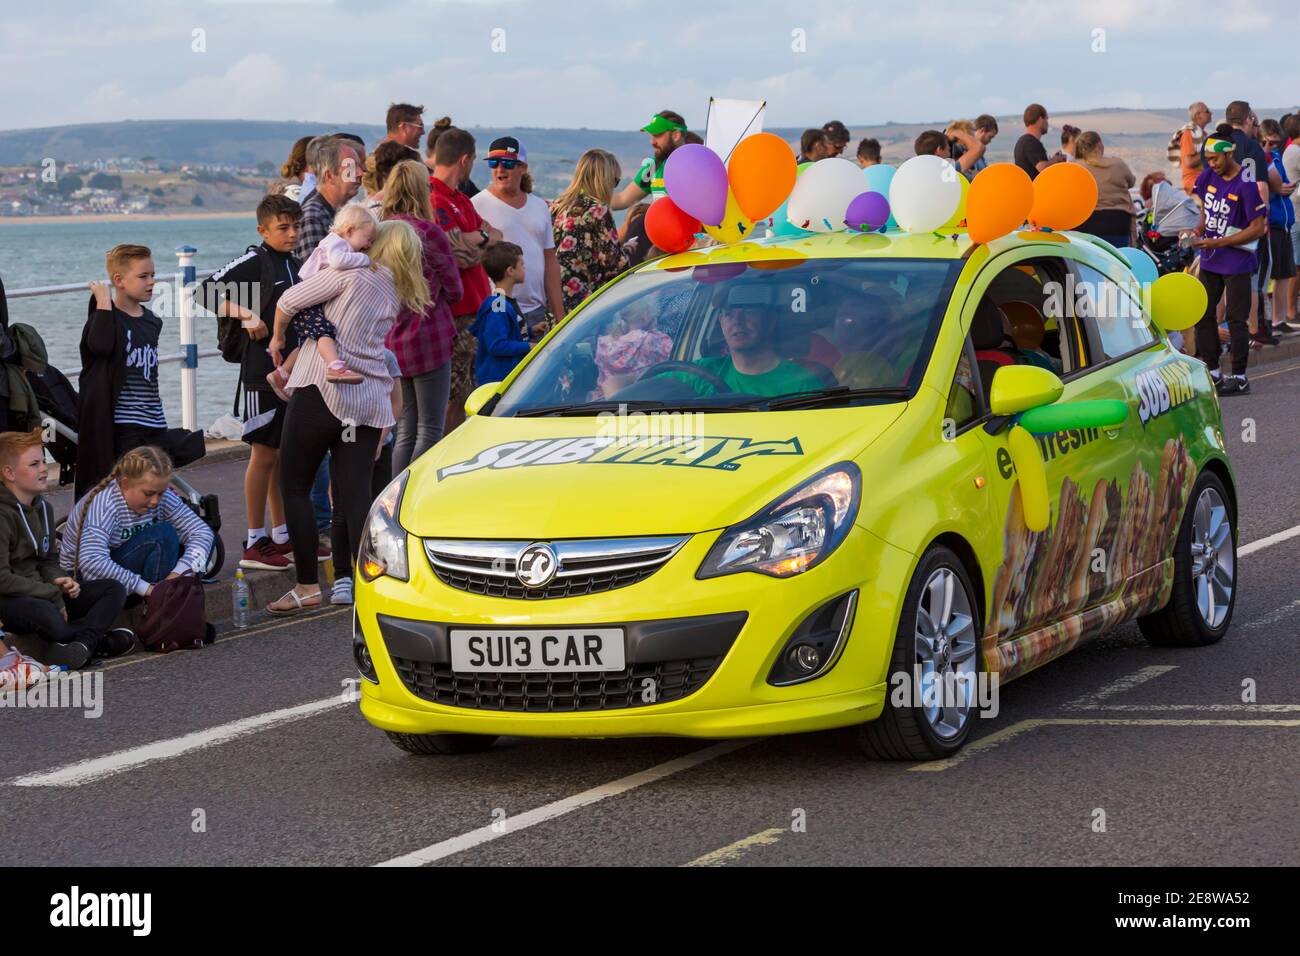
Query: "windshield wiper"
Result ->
[[514, 398, 764, 417], [515, 399, 667, 417], [764, 386, 910, 411]]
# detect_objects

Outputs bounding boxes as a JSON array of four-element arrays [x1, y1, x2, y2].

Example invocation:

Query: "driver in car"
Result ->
[[681, 304, 824, 397]]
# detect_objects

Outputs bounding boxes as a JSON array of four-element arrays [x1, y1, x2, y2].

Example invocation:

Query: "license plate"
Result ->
[[449, 628, 625, 673]]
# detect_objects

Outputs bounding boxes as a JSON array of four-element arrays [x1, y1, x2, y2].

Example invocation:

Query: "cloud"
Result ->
[[0, 0, 1293, 133]]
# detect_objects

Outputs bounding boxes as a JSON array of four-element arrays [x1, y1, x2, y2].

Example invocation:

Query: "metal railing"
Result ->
[[8, 247, 222, 430]]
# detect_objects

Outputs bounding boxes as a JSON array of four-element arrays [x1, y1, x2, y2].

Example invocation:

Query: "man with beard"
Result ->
[[612, 110, 688, 210]]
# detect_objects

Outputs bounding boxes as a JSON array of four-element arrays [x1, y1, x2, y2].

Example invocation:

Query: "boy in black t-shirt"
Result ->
[[199, 194, 304, 571]]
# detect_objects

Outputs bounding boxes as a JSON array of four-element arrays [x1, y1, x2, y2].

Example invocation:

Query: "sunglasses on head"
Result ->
[[487, 157, 519, 170]]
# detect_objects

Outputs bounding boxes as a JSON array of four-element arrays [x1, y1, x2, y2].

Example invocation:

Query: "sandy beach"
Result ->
[[0, 210, 253, 225]]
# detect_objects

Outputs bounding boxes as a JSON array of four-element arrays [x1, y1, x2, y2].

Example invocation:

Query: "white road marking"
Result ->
[[1240, 524, 1300, 557], [7, 695, 351, 788], [683, 827, 785, 867], [911, 718, 1300, 772], [1243, 598, 1300, 630], [1063, 665, 1178, 709], [374, 739, 758, 867], [1062, 704, 1300, 712]]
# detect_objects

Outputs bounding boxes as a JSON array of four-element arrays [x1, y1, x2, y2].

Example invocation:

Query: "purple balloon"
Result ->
[[663, 144, 728, 226], [845, 191, 891, 232]]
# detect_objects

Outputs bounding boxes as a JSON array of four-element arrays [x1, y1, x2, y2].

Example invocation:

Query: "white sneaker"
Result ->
[[330, 577, 354, 606]]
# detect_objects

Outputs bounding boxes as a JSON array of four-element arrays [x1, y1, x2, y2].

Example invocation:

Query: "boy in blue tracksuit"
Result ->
[[469, 241, 532, 384]]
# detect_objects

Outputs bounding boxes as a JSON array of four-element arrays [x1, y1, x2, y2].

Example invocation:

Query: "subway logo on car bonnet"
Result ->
[[1135, 359, 1195, 425], [438, 435, 803, 479]]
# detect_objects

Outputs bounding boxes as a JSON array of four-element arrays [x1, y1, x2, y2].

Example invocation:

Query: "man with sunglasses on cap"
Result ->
[[472, 137, 566, 335], [612, 110, 688, 211], [1189, 133, 1269, 395]]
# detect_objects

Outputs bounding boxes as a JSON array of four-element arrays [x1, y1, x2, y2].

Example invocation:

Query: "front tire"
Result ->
[[385, 732, 499, 755], [1138, 471, 1236, 647], [854, 545, 982, 760]]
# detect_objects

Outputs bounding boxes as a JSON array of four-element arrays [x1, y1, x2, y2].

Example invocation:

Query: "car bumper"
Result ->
[[354, 525, 912, 739]]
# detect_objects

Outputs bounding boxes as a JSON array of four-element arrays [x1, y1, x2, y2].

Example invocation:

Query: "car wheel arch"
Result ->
[[1197, 457, 1237, 524], [925, 531, 987, 641]]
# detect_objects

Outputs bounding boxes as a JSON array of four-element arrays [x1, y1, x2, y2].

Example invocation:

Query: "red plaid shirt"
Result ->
[[382, 214, 463, 377]]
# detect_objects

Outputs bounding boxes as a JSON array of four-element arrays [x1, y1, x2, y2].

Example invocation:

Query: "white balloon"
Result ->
[[787, 158, 868, 233], [888, 155, 962, 233]]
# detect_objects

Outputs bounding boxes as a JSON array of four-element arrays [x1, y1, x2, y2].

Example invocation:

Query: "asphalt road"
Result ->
[[4, 361, 1298, 867]]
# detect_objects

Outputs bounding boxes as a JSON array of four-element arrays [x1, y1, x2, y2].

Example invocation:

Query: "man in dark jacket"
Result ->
[[0, 428, 129, 668]]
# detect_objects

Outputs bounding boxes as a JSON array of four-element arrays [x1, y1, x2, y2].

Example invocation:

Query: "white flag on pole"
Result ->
[[705, 98, 766, 163]]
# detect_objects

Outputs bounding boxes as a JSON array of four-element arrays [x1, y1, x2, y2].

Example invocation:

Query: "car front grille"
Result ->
[[423, 535, 688, 600], [391, 656, 721, 712]]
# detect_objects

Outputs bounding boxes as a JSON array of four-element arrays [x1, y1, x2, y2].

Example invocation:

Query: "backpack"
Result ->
[[215, 245, 276, 364], [136, 571, 215, 652]]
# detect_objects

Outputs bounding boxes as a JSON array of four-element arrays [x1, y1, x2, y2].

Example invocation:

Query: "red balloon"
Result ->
[[644, 197, 701, 254]]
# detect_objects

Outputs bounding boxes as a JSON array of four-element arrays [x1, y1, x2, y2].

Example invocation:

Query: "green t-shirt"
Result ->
[[636, 157, 666, 200], [676, 355, 825, 398]]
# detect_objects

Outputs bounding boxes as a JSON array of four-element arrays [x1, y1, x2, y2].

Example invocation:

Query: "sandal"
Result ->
[[325, 361, 364, 385], [267, 588, 322, 615]]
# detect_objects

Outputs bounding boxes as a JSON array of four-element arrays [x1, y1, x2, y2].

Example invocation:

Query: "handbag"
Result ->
[[136, 571, 215, 653]]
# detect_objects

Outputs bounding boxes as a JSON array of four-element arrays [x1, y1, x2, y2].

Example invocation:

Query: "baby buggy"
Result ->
[[1134, 180, 1201, 276], [4, 326, 226, 579]]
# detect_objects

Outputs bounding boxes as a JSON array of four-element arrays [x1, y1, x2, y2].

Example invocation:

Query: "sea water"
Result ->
[[0, 215, 255, 429]]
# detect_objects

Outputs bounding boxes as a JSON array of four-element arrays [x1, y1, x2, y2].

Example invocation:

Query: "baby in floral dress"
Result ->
[[594, 299, 672, 396]]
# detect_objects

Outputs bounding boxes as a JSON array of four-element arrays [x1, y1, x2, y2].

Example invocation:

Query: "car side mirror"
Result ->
[[988, 366, 1064, 416], [464, 382, 501, 417], [987, 367, 1129, 534]]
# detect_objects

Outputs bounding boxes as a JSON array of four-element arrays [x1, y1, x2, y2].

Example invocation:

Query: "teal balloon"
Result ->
[[769, 196, 812, 238], [1120, 246, 1158, 286], [863, 163, 898, 231]]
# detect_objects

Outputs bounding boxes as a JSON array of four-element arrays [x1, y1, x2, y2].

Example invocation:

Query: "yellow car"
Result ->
[[353, 230, 1237, 760]]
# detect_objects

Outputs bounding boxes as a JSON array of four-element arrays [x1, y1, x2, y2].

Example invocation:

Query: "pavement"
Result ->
[[2, 349, 1297, 867]]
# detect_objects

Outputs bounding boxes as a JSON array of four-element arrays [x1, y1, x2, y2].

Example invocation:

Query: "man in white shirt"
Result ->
[[471, 137, 566, 331]]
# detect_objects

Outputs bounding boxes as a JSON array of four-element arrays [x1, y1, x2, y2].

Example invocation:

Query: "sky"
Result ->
[[2, 0, 1295, 132]]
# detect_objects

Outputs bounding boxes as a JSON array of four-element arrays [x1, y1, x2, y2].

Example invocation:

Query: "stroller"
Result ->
[[1133, 181, 1200, 276], [3, 323, 226, 580]]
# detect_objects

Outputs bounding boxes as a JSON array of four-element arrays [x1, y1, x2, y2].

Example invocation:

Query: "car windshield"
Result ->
[[492, 257, 962, 416]]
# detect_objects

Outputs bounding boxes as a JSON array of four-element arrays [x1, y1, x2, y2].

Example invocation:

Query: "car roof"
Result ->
[[644, 229, 1134, 274]]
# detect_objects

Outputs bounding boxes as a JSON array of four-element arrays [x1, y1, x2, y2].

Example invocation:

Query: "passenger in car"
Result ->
[[594, 299, 673, 396], [1000, 300, 1062, 373], [830, 295, 898, 387]]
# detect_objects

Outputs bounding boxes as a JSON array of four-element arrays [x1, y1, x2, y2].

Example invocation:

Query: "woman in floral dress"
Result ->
[[551, 150, 630, 315]]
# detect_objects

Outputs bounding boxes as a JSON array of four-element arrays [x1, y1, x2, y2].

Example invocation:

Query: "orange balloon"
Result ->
[[966, 163, 1033, 244], [1028, 162, 1098, 231], [727, 132, 798, 222]]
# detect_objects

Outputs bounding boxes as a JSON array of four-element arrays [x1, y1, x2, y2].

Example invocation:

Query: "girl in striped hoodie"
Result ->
[[61, 446, 215, 601]]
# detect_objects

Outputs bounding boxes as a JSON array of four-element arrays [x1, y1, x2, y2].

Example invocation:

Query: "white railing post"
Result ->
[[176, 244, 198, 431]]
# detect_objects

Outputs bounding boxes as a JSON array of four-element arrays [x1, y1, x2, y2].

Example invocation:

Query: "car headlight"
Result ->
[[358, 471, 409, 582], [697, 463, 861, 579]]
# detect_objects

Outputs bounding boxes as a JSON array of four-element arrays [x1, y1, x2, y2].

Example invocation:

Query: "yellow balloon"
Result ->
[[1148, 271, 1208, 332], [702, 188, 755, 245], [940, 172, 970, 231], [1008, 424, 1049, 532]]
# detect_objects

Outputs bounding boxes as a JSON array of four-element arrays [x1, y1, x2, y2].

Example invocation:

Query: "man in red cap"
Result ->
[[612, 110, 687, 211]]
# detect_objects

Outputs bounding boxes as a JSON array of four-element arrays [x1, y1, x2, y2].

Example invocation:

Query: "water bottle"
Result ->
[[232, 569, 251, 629]]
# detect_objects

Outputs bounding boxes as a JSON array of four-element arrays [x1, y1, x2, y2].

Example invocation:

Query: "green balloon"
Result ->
[[1019, 399, 1128, 433]]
